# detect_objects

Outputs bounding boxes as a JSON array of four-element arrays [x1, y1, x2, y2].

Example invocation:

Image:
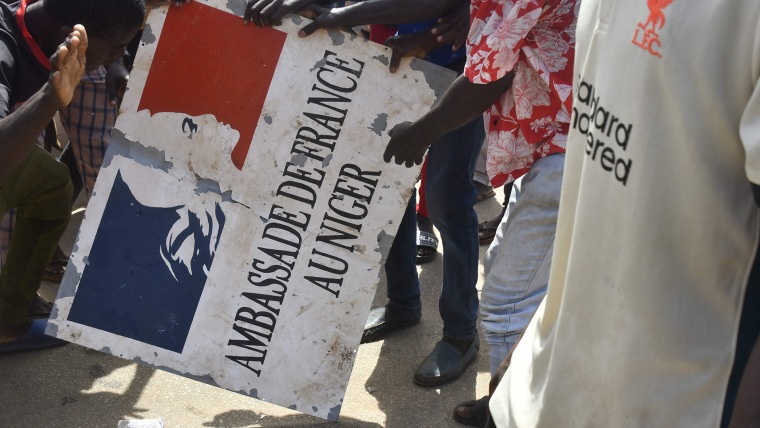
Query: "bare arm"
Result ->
[[0, 26, 87, 180], [383, 72, 515, 167], [245, 0, 466, 29], [299, 0, 471, 71], [313, 0, 465, 28]]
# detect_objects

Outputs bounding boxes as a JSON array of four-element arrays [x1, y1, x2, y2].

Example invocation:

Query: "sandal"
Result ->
[[42, 246, 68, 283], [416, 214, 438, 264], [478, 208, 505, 246], [416, 229, 439, 264], [453, 395, 491, 427]]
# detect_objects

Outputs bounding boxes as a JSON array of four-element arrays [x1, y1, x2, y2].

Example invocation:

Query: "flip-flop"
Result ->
[[453, 395, 491, 427], [416, 230, 438, 264], [479, 207, 506, 246], [0, 319, 67, 354], [478, 219, 498, 246]]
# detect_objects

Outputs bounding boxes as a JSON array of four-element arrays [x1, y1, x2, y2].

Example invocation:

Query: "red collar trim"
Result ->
[[16, 0, 51, 71]]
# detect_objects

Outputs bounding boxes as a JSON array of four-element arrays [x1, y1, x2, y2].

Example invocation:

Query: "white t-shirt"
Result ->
[[490, 1, 760, 426]]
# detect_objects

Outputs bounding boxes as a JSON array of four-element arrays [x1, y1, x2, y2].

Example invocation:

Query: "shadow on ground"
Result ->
[[0, 346, 154, 427]]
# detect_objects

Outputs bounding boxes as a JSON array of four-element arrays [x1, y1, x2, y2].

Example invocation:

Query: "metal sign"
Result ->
[[48, 0, 453, 420]]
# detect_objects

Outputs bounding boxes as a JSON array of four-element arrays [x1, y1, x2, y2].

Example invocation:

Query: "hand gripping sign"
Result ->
[[47, 0, 454, 420]]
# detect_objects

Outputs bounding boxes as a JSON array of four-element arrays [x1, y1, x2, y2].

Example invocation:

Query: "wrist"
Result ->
[[40, 82, 66, 110], [331, 5, 354, 28], [409, 117, 441, 147]]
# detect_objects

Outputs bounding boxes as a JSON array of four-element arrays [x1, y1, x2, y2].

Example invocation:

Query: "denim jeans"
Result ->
[[480, 153, 565, 374], [383, 116, 485, 341]]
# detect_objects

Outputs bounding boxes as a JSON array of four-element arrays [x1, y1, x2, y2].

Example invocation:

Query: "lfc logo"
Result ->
[[631, 0, 674, 58]]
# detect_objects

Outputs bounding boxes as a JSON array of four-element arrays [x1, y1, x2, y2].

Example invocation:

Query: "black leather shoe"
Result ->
[[361, 305, 421, 344], [414, 333, 479, 387]]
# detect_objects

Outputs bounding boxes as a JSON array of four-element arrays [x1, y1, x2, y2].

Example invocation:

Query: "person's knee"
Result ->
[[48, 157, 74, 214], [425, 176, 474, 225], [60, 178, 74, 220], [23, 152, 74, 222]]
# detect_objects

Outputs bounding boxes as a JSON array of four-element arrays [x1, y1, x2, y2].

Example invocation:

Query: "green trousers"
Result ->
[[0, 146, 72, 328]]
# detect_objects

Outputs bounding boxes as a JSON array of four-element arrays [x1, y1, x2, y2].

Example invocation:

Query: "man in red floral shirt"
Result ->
[[385, 0, 577, 420]]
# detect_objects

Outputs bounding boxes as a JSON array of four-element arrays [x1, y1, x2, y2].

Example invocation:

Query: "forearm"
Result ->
[[0, 83, 61, 180], [334, 0, 464, 27], [413, 73, 514, 143]]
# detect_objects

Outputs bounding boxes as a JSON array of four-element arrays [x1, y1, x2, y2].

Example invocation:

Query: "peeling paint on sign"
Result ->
[[372, 54, 389, 66], [368, 113, 388, 136], [142, 24, 157, 45], [49, 0, 455, 422], [225, 0, 246, 15], [328, 29, 345, 46]]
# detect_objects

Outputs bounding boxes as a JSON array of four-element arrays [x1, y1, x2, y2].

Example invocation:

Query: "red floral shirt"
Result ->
[[466, 0, 578, 186]]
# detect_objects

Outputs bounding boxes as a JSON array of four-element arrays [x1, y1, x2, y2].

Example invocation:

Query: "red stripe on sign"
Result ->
[[138, 2, 286, 170]]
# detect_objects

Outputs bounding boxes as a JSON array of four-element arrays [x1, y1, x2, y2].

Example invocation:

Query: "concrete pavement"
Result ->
[[0, 187, 506, 428]]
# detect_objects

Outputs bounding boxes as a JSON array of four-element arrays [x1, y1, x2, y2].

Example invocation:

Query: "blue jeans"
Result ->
[[383, 116, 485, 341], [480, 153, 564, 374]]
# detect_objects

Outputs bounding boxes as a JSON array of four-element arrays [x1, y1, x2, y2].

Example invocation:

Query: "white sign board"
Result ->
[[48, 0, 454, 420]]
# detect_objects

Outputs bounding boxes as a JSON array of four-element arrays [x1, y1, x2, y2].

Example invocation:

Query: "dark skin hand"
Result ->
[[384, 30, 441, 73], [0, 25, 87, 180], [383, 72, 515, 167], [431, 1, 470, 51], [296, 5, 347, 37], [105, 58, 129, 106], [146, 0, 191, 7], [294, 2, 470, 82], [244, 0, 466, 30], [245, 0, 470, 74], [243, 0, 319, 27]]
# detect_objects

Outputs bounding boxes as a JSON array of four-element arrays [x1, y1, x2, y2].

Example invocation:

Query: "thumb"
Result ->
[[383, 145, 393, 163], [298, 21, 321, 37], [388, 45, 402, 73]]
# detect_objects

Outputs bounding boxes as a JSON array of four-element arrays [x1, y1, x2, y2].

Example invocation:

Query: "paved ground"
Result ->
[[0, 185, 506, 428]]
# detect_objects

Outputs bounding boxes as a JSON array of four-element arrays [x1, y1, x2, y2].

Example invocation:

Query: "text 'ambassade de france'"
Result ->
[[225, 50, 383, 377]]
